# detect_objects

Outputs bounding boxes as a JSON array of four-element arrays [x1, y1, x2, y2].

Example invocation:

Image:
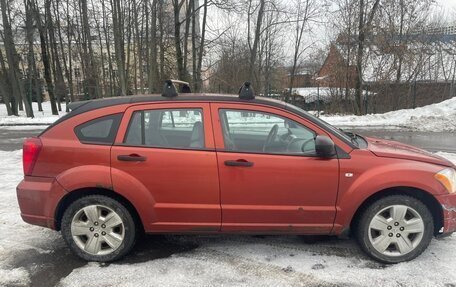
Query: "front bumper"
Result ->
[[16, 176, 67, 230], [436, 192, 456, 235]]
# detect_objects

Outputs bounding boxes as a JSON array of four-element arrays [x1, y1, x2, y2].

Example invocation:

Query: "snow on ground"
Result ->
[[0, 150, 62, 287], [0, 102, 66, 126], [0, 148, 456, 286], [321, 96, 456, 132]]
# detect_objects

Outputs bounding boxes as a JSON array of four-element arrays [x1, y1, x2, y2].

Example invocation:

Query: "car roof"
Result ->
[[67, 93, 287, 114]]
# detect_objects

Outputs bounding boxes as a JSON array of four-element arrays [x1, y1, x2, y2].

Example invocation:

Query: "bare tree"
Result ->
[[287, 0, 321, 102], [247, 0, 266, 83], [111, 0, 127, 96], [1, 0, 33, 116], [353, 0, 380, 114]]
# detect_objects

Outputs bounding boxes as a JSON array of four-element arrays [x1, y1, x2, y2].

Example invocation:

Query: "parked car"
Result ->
[[17, 82, 456, 263]]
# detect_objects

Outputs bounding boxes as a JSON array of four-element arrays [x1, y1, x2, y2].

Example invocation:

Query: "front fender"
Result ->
[[333, 155, 446, 234]]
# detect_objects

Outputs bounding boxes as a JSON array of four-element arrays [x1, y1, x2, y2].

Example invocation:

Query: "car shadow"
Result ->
[[113, 234, 200, 265]]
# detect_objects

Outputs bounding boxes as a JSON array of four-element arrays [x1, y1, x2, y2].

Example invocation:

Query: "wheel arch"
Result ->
[[350, 186, 443, 236], [54, 187, 144, 233]]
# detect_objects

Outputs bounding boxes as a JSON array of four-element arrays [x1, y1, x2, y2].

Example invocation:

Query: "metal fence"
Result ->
[[280, 80, 456, 115]]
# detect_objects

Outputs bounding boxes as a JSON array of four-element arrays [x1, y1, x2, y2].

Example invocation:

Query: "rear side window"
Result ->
[[75, 113, 122, 145]]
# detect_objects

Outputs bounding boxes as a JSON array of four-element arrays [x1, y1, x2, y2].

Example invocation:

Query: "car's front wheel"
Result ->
[[61, 195, 137, 262], [356, 195, 434, 264]]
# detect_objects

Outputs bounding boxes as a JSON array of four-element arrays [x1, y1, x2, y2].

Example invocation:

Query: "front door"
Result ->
[[211, 103, 339, 234], [111, 103, 221, 232]]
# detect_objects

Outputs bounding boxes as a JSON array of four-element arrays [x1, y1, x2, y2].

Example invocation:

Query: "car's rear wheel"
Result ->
[[356, 195, 434, 264], [61, 195, 137, 262]]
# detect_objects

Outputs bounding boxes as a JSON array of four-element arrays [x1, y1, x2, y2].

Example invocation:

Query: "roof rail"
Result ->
[[162, 79, 191, 97], [239, 82, 255, 100]]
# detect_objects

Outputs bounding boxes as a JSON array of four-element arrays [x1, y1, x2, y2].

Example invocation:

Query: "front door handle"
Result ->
[[117, 154, 147, 162], [224, 159, 254, 167]]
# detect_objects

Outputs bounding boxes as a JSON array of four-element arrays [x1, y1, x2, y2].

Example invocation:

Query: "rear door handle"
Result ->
[[224, 159, 254, 167], [117, 154, 147, 162]]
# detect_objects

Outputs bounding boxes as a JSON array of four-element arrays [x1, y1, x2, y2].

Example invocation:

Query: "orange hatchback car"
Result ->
[[17, 81, 456, 263]]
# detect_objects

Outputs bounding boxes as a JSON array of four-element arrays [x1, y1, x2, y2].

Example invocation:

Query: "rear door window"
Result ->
[[124, 109, 205, 149]]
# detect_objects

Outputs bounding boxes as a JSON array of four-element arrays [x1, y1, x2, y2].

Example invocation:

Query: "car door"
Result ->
[[111, 103, 221, 232], [211, 103, 339, 234]]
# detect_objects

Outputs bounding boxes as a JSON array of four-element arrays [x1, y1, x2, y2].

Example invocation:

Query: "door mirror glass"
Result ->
[[315, 135, 336, 158]]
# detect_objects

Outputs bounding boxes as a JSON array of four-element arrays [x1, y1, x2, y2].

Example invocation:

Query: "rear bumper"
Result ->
[[16, 176, 67, 230], [436, 193, 456, 235]]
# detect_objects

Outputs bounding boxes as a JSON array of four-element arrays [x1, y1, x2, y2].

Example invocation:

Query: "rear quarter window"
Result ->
[[74, 113, 122, 145]]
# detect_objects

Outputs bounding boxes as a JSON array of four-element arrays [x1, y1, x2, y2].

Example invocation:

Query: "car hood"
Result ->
[[366, 137, 454, 168]]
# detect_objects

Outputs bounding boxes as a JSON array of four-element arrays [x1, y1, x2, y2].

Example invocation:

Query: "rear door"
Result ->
[[211, 103, 339, 234], [111, 103, 221, 232]]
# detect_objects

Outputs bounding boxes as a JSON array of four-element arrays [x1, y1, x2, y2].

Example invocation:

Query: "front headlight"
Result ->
[[435, 168, 456, 193]]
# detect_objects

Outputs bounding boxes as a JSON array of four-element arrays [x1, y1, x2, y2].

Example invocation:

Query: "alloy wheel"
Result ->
[[71, 204, 125, 256], [368, 204, 424, 257]]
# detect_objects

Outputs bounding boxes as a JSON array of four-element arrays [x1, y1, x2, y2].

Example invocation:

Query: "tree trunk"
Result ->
[[47, 0, 66, 111], [111, 0, 127, 96], [173, 0, 187, 81], [191, 0, 197, 91], [102, 0, 114, 97], [34, 0, 58, 115], [25, 0, 39, 115], [183, 0, 192, 75], [248, 0, 266, 83], [354, 0, 380, 115], [159, 0, 165, 83], [196, 0, 207, 92], [1, 0, 32, 117], [59, 0, 74, 109], [0, 49, 14, 115], [81, 0, 100, 99]]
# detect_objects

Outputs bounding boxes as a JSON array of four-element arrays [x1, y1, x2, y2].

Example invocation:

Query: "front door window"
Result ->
[[219, 109, 316, 154]]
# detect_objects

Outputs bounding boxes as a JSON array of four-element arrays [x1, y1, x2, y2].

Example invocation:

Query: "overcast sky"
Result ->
[[437, 0, 456, 11]]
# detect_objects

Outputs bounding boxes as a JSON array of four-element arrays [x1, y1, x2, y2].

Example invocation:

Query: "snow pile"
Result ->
[[0, 102, 66, 126], [321, 96, 456, 132], [436, 152, 456, 165]]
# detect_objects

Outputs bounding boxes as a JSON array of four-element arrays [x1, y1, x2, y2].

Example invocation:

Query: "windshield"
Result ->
[[284, 103, 358, 147]]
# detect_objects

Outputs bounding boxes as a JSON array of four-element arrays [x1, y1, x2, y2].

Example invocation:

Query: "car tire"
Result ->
[[61, 195, 137, 262], [355, 195, 434, 264]]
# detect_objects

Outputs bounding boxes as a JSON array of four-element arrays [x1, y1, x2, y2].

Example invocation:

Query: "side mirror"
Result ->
[[315, 135, 336, 158]]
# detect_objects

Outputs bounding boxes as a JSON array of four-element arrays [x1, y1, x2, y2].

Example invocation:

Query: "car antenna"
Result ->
[[239, 82, 255, 100]]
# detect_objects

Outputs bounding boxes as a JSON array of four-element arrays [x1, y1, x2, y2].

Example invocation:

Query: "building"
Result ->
[[317, 44, 358, 88]]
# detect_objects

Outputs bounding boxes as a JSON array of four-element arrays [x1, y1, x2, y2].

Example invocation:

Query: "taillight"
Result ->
[[23, 137, 42, 176]]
